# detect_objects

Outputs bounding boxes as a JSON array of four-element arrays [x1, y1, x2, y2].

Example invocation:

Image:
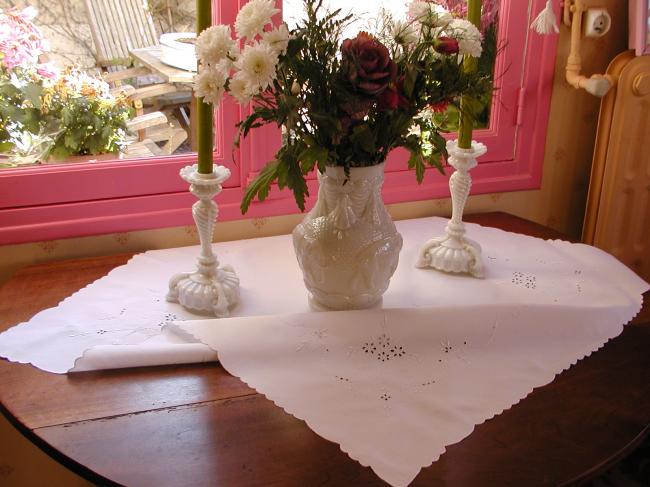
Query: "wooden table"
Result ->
[[130, 46, 196, 84], [1, 213, 649, 487], [130, 46, 197, 150]]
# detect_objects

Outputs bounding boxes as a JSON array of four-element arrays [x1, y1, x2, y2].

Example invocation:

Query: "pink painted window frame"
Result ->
[[629, 0, 650, 56], [0, 0, 558, 245]]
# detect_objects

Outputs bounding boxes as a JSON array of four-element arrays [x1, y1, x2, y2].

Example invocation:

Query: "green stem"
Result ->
[[458, 0, 482, 150], [196, 0, 213, 174]]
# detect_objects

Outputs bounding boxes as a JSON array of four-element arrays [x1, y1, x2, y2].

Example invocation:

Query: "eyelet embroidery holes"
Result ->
[[362, 333, 406, 362], [436, 338, 470, 365], [380, 392, 391, 401], [512, 271, 537, 289], [334, 375, 352, 390], [574, 269, 583, 294], [157, 312, 178, 328]]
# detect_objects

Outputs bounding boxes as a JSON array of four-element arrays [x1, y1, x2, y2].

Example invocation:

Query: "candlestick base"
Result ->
[[416, 140, 486, 278], [167, 164, 240, 317]]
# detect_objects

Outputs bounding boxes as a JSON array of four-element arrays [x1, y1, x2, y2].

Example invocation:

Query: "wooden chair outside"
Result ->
[[84, 0, 188, 156]]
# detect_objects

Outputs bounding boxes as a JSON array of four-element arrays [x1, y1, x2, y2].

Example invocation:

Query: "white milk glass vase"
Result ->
[[292, 163, 402, 310]]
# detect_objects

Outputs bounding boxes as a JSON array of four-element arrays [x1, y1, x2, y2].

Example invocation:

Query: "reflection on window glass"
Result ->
[[283, 0, 499, 131], [0, 1, 197, 169], [283, 0, 408, 34]]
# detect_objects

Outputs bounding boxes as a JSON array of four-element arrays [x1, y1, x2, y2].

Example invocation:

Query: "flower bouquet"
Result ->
[[195, 0, 491, 210], [194, 0, 492, 308]]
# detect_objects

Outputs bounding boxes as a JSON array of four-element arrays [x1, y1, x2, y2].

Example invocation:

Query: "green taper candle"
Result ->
[[196, 0, 213, 174], [458, 0, 482, 150]]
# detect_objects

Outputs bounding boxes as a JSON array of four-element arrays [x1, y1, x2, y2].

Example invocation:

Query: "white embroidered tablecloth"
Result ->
[[0, 216, 646, 486], [0, 216, 645, 375], [170, 302, 639, 487]]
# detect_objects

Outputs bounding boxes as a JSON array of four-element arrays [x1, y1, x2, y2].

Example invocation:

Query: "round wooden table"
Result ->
[[1, 213, 649, 487]]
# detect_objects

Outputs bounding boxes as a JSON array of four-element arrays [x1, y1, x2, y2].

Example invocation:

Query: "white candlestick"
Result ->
[[416, 139, 486, 278], [167, 164, 239, 316]]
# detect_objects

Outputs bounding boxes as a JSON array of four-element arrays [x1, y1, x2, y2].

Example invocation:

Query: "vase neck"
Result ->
[[322, 163, 385, 182]]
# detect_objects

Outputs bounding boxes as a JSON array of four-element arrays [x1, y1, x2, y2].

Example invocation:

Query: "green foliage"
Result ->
[[0, 66, 132, 166], [241, 160, 280, 213]]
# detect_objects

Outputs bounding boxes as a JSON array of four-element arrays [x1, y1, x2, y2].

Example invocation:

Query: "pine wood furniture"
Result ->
[[582, 51, 650, 284], [1, 213, 649, 487], [129, 46, 197, 152], [84, 0, 188, 155]]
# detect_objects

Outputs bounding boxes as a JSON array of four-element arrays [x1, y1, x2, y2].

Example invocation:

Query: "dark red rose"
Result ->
[[434, 37, 460, 55], [377, 78, 410, 111], [340, 32, 396, 96]]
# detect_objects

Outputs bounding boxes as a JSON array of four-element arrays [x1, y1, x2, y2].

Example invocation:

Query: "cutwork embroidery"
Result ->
[[362, 333, 406, 362], [512, 271, 536, 289]]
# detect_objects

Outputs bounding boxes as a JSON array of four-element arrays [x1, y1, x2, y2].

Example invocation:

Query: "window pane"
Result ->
[[282, 0, 499, 131], [0, 1, 200, 169]]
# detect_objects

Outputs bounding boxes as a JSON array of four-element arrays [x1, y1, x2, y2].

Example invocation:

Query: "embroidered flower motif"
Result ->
[[362, 334, 406, 362]]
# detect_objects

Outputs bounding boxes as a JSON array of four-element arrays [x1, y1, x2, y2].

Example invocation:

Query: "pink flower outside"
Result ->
[[432, 0, 499, 31], [36, 62, 58, 79], [0, 7, 47, 70]]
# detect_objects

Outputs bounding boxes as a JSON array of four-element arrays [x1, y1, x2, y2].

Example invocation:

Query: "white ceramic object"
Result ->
[[292, 163, 403, 310], [416, 139, 487, 277], [159, 32, 197, 72], [167, 164, 239, 316]]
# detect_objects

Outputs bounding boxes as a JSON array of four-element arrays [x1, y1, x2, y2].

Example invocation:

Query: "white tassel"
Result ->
[[530, 0, 560, 35]]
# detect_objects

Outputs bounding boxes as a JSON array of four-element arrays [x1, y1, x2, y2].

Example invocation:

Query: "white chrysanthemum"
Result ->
[[235, 0, 279, 40], [408, 1, 429, 19], [408, 1, 452, 27], [390, 20, 418, 46], [228, 71, 255, 104], [195, 25, 236, 66], [448, 19, 482, 58], [431, 5, 453, 25], [215, 44, 239, 73], [194, 64, 227, 105], [262, 24, 290, 56], [234, 42, 278, 91]]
